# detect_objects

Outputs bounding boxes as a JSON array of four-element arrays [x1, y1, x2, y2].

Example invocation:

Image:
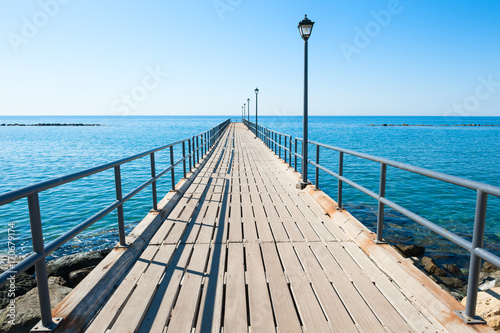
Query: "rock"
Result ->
[[450, 289, 466, 301], [0, 273, 37, 310], [462, 287, 500, 330], [69, 266, 95, 286], [0, 283, 72, 333], [421, 256, 447, 277], [48, 276, 68, 287], [443, 264, 464, 277], [479, 276, 500, 291], [99, 248, 112, 258], [432, 276, 464, 289], [393, 243, 425, 258], [46, 251, 103, 280], [483, 261, 499, 273]]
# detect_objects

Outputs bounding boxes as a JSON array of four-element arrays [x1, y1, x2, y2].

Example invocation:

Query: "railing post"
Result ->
[[376, 163, 387, 242], [188, 138, 192, 172], [114, 165, 127, 246], [294, 138, 297, 171], [201, 133, 204, 157], [315, 145, 320, 190], [460, 190, 488, 322], [182, 141, 187, 178], [279, 134, 282, 159], [337, 152, 343, 209], [204, 132, 208, 154], [283, 135, 288, 163], [27, 193, 59, 330], [289, 136, 292, 166], [196, 136, 199, 165], [273, 132, 276, 153], [170, 145, 175, 191], [150, 153, 158, 210]]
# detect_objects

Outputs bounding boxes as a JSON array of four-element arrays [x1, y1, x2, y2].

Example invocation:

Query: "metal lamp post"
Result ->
[[247, 98, 250, 124], [242, 105, 244, 122], [255, 88, 259, 138], [298, 14, 314, 189], [244, 103, 246, 124]]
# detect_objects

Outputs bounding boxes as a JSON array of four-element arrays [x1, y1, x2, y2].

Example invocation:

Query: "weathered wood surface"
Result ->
[[54, 123, 492, 332]]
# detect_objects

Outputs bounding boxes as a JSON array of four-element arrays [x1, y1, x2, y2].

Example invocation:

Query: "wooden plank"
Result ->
[[197, 192, 222, 244], [85, 245, 160, 332], [110, 244, 176, 333], [249, 193, 274, 242], [223, 243, 247, 333], [194, 243, 226, 333], [167, 243, 211, 332], [138, 244, 193, 333], [260, 243, 302, 333], [276, 242, 333, 332], [310, 242, 387, 333], [342, 241, 445, 333], [245, 243, 275, 332], [279, 193, 320, 242], [228, 193, 243, 242], [293, 243, 359, 332], [269, 193, 304, 242], [261, 193, 289, 242], [326, 242, 413, 332]]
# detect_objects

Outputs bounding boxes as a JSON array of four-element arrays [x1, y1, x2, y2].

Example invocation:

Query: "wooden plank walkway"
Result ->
[[57, 123, 492, 332]]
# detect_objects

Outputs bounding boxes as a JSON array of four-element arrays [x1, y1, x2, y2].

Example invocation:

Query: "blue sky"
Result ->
[[0, 0, 499, 116]]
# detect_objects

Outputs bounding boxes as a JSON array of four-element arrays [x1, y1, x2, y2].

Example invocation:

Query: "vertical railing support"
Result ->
[[458, 190, 488, 323], [28, 193, 58, 330], [376, 163, 387, 242], [279, 135, 282, 159], [315, 145, 320, 190], [284, 136, 288, 164], [114, 165, 127, 246], [182, 141, 187, 178], [188, 138, 192, 172], [337, 152, 343, 209], [150, 153, 158, 210], [201, 133, 204, 157], [170, 146, 175, 191], [294, 138, 298, 171], [196, 136, 199, 165], [289, 136, 292, 166]]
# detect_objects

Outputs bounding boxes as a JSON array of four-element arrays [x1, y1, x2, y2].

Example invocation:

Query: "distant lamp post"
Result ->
[[247, 98, 250, 124], [242, 105, 244, 122], [298, 14, 314, 189], [255, 88, 259, 138], [244, 103, 246, 124]]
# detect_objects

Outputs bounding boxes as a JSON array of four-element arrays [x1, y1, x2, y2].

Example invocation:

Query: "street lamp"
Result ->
[[242, 105, 244, 122], [247, 98, 250, 124], [244, 103, 246, 125], [298, 14, 314, 189], [255, 88, 259, 138]]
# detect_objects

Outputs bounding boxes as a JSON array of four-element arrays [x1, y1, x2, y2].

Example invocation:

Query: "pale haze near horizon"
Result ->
[[0, 1, 499, 117]]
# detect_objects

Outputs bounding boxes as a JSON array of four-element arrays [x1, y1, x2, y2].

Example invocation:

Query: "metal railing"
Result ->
[[0, 119, 230, 330], [244, 120, 500, 323]]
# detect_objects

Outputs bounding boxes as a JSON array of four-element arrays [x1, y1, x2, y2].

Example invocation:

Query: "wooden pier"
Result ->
[[51, 123, 492, 332]]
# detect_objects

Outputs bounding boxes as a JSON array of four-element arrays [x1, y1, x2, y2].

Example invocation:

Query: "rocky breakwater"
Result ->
[[393, 243, 500, 331], [0, 249, 110, 333]]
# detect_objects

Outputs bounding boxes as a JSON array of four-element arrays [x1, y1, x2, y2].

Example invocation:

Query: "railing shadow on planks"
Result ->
[[0, 119, 230, 331], [243, 118, 500, 324]]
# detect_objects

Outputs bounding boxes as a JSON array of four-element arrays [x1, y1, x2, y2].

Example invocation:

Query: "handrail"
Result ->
[[245, 119, 500, 323], [0, 119, 230, 330]]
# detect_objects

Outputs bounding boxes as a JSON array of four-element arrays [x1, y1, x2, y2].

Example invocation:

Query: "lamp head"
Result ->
[[298, 15, 314, 41]]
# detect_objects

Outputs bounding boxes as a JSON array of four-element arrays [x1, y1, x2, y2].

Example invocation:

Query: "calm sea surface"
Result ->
[[1, 116, 499, 270]]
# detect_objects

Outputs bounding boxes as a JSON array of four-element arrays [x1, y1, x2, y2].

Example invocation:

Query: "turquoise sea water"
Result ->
[[1, 116, 499, 270]]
